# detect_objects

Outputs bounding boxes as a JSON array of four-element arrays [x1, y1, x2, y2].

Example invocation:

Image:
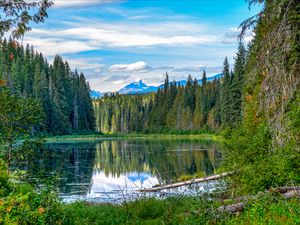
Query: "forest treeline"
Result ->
[[0, 39, 95, 135], [94, 43, 247, 133]]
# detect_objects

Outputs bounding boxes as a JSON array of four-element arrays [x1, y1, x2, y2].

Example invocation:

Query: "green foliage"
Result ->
[[0, 88, 44, 138], [0, 1, 53, 39], [224, 194, 300, 225], [62, 202, 128, 225], [230, 42, 247, 127], [0, 40, 95, 135], [224, 101, 300, 194], [61, 193, 299, 225], [0, 160, 63, 225], [224, 123, 272, 194], [220, 57, 231, 127], [62, 197, 217, 225], [0, 87, 44, 167]]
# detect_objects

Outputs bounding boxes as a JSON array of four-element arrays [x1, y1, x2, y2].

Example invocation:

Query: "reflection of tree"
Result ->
[[94, 141, 153, 178], [18, 143, 96, 195], [94, 140, 222, 183], [18, 140, 222, 194]]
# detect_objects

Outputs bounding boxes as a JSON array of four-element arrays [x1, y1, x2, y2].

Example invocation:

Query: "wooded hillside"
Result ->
[[0, 39, 95, 135]]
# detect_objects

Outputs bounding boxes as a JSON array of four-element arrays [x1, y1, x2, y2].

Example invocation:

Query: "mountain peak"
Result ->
[[118, 80, 157, 95]]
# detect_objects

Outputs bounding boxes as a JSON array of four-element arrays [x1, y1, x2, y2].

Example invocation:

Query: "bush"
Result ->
[[0, 160, 63, 225], [224, 119, 299, 195], [224, 194, 300, 225]]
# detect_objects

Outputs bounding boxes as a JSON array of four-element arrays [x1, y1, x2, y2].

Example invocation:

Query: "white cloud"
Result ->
[[109, 61, 147, 72], [24, 36, 97, 55], [24, 18, 218, 56]]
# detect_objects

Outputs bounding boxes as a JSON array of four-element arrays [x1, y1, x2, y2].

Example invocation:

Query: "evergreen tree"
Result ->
[[201, 70, 208, 124], [231, 42, 247, 126], [221, 57, 232, 127]]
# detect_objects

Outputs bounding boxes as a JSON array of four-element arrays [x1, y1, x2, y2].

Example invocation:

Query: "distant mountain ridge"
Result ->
[[91, 73, 223, 98], [118, 80, 158, 95]]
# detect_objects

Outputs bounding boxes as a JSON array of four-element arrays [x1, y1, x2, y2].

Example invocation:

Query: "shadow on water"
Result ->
[[16, 139, 223, 203]]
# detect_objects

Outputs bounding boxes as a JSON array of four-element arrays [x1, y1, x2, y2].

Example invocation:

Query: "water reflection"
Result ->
[[23, 139, 222, 203]]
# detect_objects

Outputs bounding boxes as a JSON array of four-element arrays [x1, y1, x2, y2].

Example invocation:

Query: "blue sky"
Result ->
[[24, 0, 261, 92]]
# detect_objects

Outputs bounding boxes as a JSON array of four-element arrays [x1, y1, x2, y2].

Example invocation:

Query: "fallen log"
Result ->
[[218, 186, 300, 214], [283, 190, 300, 198], [222, 186, 300, 203], [270, 186, 300, 193], [139, 172, 231, 192]]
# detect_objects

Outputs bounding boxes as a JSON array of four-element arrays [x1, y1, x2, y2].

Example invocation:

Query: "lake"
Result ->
[[20, 138, 223, 203]]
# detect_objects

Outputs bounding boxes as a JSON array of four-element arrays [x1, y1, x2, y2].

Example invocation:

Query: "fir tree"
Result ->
[[231, 42, 247, 126], [221, 57, 232, 127]]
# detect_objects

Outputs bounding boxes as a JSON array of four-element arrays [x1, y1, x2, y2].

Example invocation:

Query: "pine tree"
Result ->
[[201, 70, 208, 124], [231, 42, 247, 126], [221, 57, 232, 127], [193, 92, 203, 129]]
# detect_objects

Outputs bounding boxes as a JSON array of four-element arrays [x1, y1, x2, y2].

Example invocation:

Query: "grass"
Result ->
[[43, 133, 224, 143], [224, 195, 300, 225], [61, 194, 300, 225]]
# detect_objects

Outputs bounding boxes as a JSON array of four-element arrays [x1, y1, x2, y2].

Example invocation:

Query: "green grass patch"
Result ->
[[61, 194, 299, 225]]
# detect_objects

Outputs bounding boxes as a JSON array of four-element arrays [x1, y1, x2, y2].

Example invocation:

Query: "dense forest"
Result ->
[[94, 43, 246, 133], [0, 39, 95, 135], [224, 0, 300, 194]]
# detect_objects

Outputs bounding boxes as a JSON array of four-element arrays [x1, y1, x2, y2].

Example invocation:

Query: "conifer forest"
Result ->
[[0, 40, 95, 135]]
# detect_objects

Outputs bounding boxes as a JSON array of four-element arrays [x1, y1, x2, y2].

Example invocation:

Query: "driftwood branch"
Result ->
[[139, 172, 231, 192]]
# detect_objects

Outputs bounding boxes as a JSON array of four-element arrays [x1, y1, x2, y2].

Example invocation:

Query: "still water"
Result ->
[[22, 139, 223, 203]]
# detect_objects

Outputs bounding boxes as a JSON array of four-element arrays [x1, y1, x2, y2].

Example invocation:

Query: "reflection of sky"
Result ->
[[127, 172, 151, 183], [63, 168, 219, 204], [55, 140, 222, 203], [88, 170, 159, 197]]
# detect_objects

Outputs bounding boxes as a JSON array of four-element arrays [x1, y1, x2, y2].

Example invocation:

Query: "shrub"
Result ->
[[0, 160, 63, 224]]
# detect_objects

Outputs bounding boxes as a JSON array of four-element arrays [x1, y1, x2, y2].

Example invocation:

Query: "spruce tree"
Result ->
[[201, 70, 208, 124], [231, 42, 247, 126], [221, 57, 232, 127]]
